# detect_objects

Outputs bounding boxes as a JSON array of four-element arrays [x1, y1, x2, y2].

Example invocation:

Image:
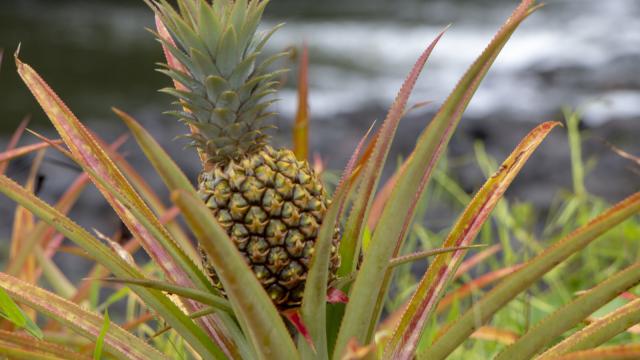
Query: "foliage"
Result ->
[[0, 1, 638, 359]]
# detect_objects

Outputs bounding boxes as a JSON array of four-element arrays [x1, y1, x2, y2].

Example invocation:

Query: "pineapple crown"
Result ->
[[146, 0, 287, 165]]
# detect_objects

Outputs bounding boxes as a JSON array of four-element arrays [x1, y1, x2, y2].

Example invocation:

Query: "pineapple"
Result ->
[[147, 0, 340, 308]]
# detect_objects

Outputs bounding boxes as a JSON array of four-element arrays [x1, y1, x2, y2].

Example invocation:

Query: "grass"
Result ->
[[386, 109, 640, 358]]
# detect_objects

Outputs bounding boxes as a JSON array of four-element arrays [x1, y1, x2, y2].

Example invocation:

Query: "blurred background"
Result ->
[[0, 0, 638, 273]]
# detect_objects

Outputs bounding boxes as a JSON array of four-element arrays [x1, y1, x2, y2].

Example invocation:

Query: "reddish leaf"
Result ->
[[454, 244, 501, 278], [327, 288, 349, 304], [0, 116, 30, 175], [283, 309, 315, 353], [293, 44, 309, 161]]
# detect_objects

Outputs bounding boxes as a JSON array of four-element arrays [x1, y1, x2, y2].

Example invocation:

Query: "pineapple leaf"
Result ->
[[0, 273, 167, 360], [191, 46, 222, 81], [347, 0, 539, 355], [15, 55, 229, 358], [539, 298, 640, 358], [425, 191, 640, 358], [100, 277, 232, 314], [115, 108, 248, 359], [197, 0, 222, 57], [333, 28, 446, 357], [498, 262, 640, 359], [0, 330, 89, 360], [172, 189, 300, 359], [216, 26, 239, 77], [385, 121, 560, 359]]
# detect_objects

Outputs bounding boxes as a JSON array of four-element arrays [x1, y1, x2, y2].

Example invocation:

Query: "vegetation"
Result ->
[[0, 0, 638, 359]]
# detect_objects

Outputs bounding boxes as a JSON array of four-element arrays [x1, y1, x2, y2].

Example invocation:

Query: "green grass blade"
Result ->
[[101, 278, 232, 313], [334, 2, 538, 357], [172, 189, 300, 360], [93, 310, 110, 360], [424, 192, 640, 359], [384, 121, 559, 359], [0, 273, 168, 360], [0, 287, 43, 339], [539, 298, 640, 359], [0, 330, 88, 360], [0, 174, 225, 359], [497, 262, 640, 360]]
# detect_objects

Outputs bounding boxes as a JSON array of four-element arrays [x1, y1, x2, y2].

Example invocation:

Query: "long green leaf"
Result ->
[[385, 121, 559, 359], [538, 298, 640, 358], [299, 158, 360, 359], [0, 273, 167, 360], [334, 2, 538, 357], [172, 189, 299, 360], [113, 108, 244, 358], [113, 108, 198, 201], [0, 174, 225, 359], [497, 262, 640, 360], [101, 277, 232, 313], [423, 192, 640, 359]]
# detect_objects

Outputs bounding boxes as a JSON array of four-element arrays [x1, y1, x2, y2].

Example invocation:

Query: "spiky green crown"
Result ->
[[148, 0, 286, 164]]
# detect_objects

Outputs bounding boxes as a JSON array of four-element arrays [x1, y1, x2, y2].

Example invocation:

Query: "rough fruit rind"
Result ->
[[198, 146, 340, 307]]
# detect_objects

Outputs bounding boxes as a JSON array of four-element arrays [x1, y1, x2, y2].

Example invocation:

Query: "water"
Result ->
[[0, 0, 638, 133], [269, 0, 640, 124]]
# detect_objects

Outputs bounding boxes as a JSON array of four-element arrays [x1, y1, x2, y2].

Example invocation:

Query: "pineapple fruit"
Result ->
[[147, 0, 340, 308]]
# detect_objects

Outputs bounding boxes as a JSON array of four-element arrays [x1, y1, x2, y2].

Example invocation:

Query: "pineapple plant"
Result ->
[[146, 0, 340, 308], [1, 0, 639, 359]]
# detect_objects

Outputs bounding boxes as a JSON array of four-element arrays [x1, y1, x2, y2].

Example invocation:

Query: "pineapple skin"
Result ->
[[198, 146, 340, 308]]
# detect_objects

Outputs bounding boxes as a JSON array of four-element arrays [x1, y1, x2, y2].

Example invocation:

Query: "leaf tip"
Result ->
[[14, 43, 22, 67]]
